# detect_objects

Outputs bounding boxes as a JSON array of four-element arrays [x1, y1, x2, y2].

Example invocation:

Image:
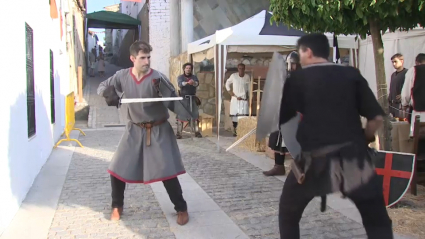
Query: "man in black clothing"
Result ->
[[278, 33, 393, 239], [388, 53, 407, 118]]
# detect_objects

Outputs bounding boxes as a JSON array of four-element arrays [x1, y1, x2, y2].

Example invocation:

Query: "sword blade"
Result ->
[[121, 97, 183, 103], [225, 128, 257, 152]]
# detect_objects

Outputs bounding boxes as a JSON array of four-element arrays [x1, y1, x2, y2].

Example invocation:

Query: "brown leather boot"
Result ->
[[110, 207, 123, 221], [263, 165, 286, 176], [177, 211, 189, 225]]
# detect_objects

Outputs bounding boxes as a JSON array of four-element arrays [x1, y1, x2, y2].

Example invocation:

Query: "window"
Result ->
[[50, 50, 55, 124], [26, 23, 36, 138]]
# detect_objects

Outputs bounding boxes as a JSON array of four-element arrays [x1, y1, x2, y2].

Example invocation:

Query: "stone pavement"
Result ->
[[85, 63, 126, 128], [1, 62, 416, 239]]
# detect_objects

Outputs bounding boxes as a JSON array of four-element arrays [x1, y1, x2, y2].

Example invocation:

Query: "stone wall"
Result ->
[[196, 72, 216, 116], [169, 52, 189, 90]]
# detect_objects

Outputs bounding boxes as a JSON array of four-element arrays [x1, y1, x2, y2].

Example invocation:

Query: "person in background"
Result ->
[[225, 63, 250, 137], [401, 53, 425, 136], [263, 51, 301, 176], [98, 51, 106, 77], [176, 63, 202, 139], [89, 47, 96, 77], [388, 53, 407, 119]]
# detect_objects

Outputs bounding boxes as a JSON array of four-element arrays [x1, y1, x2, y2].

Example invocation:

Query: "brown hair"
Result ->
[[129, 41, 152, 56], [391, 53, 404, 61]]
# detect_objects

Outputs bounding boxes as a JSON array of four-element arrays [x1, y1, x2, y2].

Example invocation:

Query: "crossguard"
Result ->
[[117, 92, 124, 108]]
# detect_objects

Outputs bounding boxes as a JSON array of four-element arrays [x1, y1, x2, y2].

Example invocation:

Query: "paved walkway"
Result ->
[[1, 63, 416, 239]]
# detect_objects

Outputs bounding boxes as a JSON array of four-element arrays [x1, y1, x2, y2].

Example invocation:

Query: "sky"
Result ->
[[87, 0, 120, 44]]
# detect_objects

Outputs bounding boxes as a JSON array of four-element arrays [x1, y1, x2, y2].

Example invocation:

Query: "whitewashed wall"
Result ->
[[0, 0, 67, 234], [149, 0, 171, 76]]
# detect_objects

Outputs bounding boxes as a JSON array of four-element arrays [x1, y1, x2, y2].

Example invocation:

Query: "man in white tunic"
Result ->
[[225, 63, 250, 136], [401, 53, 425, 136]]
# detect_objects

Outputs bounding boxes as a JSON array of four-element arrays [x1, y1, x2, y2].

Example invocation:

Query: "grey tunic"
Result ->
[[176, 74, 199, 121], [97, 68, 185, 183]]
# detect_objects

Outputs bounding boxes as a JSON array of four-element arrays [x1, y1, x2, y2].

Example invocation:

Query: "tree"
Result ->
[[269, 0, 425, 150]]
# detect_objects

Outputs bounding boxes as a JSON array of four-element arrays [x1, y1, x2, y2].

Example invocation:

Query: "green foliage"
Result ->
[[269, 0, 425, 37]]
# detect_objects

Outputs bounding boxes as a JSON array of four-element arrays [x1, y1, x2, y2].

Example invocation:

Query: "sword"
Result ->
[[225, 127, 256, 152], [120, 97, 183, 103]]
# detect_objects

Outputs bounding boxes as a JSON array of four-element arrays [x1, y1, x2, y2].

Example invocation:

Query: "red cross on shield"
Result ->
[[374, 151, 415, 207]]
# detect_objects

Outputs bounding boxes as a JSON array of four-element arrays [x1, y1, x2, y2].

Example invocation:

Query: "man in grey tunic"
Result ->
[[97, 41, 189, 225], [176, 63, 202, 138]]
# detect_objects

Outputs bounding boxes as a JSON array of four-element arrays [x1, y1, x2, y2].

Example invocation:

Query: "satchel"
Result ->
[[103, 85, 120, 107]]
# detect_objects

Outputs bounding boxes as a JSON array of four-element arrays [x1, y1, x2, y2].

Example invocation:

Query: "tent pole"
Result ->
[[215, 44, 220, 152]]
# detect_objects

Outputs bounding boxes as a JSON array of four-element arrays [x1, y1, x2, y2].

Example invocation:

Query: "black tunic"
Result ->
[[388, 68, 407, 103], [279, 63, 385, 198], [388, 68, 407, 117]]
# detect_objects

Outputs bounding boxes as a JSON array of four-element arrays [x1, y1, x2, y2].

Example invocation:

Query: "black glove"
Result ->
[[102, 85, 120, 108]]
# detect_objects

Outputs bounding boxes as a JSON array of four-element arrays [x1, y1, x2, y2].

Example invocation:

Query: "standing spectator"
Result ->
[[388, 53, 407, 118]]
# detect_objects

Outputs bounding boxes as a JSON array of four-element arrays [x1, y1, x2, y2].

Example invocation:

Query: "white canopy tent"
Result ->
[[187, 10, 359, 151], [359, 28, 425, 97]]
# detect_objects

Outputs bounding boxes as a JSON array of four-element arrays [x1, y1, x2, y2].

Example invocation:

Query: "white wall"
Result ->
[[0, 0, 66, 234], [359, 29, 425, 96], [149, 0, 171, 77]]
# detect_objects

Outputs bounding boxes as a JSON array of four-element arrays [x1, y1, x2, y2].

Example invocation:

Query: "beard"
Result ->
[[138, 64, 150, 73]]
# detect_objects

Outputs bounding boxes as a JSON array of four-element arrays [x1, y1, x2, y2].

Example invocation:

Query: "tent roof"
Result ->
[[86, 11, 141, 29], [188, 10, 358, 55]]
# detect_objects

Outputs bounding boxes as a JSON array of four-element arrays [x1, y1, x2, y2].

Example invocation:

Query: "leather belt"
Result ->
[[133, 119, 167, 146]]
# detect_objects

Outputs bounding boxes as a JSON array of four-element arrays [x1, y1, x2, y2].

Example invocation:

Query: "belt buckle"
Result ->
[[140, 121, 153, 128]]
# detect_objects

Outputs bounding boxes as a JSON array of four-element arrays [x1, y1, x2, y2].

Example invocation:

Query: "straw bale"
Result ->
[[236, 117, 266, 152]]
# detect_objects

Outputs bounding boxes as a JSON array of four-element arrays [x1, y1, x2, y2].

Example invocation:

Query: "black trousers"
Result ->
[[275, 153, 285, 165], [279, 172, 393, 239], [111, 175, 187, 212]]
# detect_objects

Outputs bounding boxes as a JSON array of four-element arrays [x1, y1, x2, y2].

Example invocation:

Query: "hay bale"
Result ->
[[236, 117, 266, 152]]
